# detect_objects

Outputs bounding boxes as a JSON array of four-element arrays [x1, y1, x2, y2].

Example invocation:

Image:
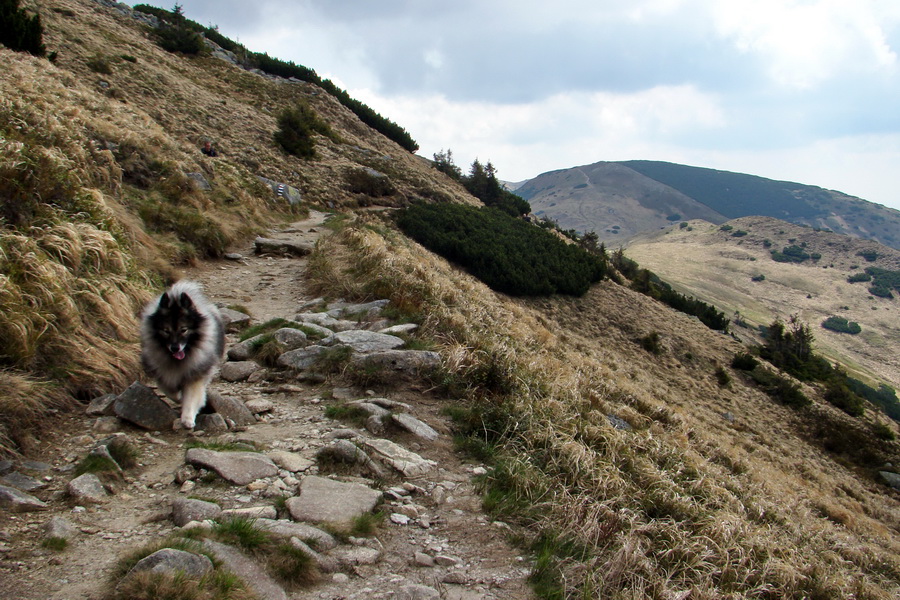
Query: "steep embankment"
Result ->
[[0, 0, 475, 453]]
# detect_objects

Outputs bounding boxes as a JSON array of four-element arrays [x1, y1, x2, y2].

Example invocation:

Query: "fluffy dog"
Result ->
[[140, 280, 225, 429]]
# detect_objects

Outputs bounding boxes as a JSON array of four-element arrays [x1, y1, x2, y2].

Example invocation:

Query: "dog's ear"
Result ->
[[158, 293, 172, 310], [179, 293, 196, 311]]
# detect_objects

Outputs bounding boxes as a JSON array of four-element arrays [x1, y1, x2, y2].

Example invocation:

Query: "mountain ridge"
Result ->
[[518, 159, 900, 249]]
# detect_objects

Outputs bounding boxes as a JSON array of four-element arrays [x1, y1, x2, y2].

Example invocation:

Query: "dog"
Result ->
[[140, 280, 225, 429]]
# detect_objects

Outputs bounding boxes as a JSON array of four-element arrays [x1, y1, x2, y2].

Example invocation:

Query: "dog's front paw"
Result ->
[[180, 416, 196, 430]]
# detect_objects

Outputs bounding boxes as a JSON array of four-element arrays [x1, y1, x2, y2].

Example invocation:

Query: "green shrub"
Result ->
[[847, 272, 872, 283], [751, 274, 765, 282], [396, 203, 606, 297], [872, 423, 896, 441], [346, 168, 395, 197], [86, 55, 113, 74], [749, 367, 810, 408], [771, 245, 810, 263], [274, 103, 335, 159], [640, 332, 662, 355], [0, 0, 45, 56], [719, 224, 733, 232], [731, 353, 758, 371], [868, 285, 894, 299], [715, 366, 731, 387], [731, 230, 748, 237], [823, 380, 865, 417], [857, 249, 878, 262], [821, 316, 861, 335]]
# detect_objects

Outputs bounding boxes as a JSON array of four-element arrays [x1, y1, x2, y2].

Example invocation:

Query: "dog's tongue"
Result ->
[[173, 350, 186, 361]]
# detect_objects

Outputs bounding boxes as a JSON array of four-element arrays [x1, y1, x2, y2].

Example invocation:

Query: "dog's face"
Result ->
[[148, 292, 203, 361]]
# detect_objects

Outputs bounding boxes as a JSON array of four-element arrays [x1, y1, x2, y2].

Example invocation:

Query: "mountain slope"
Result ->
[[1, 2, 899, 599], [625, 216, 900, 391], [518, 160, 900, 249]]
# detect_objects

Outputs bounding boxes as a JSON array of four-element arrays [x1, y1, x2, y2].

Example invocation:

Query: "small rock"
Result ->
[[129, 548, 213, 579], [395, 584, 440, 600], [185, 448, 278, 485], [172, 497, 221, 527], [206, 392, 256, 427], [0, 485, 48, 512], [0, 471, 46, 492], [332, 573, 350, 583], [221, 506, 277, 520], [114, 382, 177, 431], [285, 476, 381, 526], [443, 571, 468, 585], [86, 394, 117, 417], [66, 474, 108, 504], [219, 308, 251, 332], [414, 551, 434, 567], [224, 253, 243, 261], [390, 513, 410, 526], [879, 471, 900, 491], [44, 516, 78, 540], [434, 554, 461, 567], [195, 413, 228, 433], [273, 328, 307, 349], [245, 398, 274, 414], [392, 413, 439, 441], [332, 545, 382, 566], [219, 361, 261, 382], [267, 450, 313, 473]]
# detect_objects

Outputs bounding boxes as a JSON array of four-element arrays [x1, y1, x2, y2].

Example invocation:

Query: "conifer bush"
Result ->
[[274, 103, 335, 159], [0, 0, 46, 57], [396, 203, 606, 296]]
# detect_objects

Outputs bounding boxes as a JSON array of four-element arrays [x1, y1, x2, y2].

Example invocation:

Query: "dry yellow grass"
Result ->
[[3, 3, 899, 597], [626, 216, 900, 391], [307, 214, 900, 598], [1, 0, 482, 455]]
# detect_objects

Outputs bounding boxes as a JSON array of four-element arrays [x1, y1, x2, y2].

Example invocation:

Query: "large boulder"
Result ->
[[285, 476, 382, 526], [185, 448, 278, 485]]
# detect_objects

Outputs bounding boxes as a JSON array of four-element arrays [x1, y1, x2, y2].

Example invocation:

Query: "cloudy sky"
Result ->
[[136, 1, 900, 211]]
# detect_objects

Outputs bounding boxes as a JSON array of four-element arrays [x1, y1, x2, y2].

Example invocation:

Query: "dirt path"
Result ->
[[0, 213, 534, 600]]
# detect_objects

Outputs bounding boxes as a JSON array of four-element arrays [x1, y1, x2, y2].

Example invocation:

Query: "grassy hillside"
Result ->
[[2, 3, 899, 599], [308, 215, 900, 599], [0, 0, 476, 452], [625, 216, 900, 393]]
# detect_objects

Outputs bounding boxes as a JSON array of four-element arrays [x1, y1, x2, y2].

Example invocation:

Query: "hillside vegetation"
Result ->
[[2, 2, 899, 599], [625, 216, 900, 394]]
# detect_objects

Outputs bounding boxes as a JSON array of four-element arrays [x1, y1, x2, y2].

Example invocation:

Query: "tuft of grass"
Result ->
[[323, 403, 370, 425], [107, 437, 140, 469], [314, 345, 353, 373], [715, 365, 732, 387], [41, 537, 68, 552], [86, 55, 112, 74], [266, 542, 319, 588], [74, 454, 121, 476], [349, 510, 384, 537], [184, 440, 259, 452], [210, 516, 270, 550]]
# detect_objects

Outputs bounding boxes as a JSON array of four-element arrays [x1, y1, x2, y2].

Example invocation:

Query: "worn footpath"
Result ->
[[0, 211, 534, 600]]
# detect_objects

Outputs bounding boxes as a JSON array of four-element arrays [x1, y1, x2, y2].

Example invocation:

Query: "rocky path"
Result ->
[[0, 212, 534, 600]]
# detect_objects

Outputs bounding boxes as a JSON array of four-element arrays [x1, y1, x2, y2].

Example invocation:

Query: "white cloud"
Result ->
[[353, 85, 725, 180], [709, 0, 898, 89]]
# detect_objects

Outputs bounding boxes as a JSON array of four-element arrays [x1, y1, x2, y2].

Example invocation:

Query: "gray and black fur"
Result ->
[[140, 281, 225, 429]]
